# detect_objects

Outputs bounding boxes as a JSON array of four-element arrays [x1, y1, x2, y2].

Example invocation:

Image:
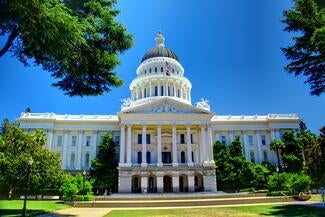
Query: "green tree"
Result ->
[[282, 0, 325, 96], [270, 139, 285, 168], [0, 118, 10, 135], [0, 125, 63, 198], [213, 141, 229, 189], [59, 173, 93, 201], [0, 0, 133, 96], [90, 132, 118, 193], [282, 131, 304, 173], [305, 126, 325, 187]]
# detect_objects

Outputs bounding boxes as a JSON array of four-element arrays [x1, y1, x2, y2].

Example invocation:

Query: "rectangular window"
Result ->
[[192, 151, 194, 162], [149, 68, 152, 73], [263, 151, 268, 162], [168, 86, 171, 96], [248, 135, 253, 145], [250, 151, 255, 163], [261, 135, 266, 145], [221, 136, 226, 145], [86, 136, 91, 146], [161, 86, 164, 95], [191, 134, 193, 144], [137, 134, 142, 144], [155, 86, 158, 96], [160, 67, 163, 72], [146, 134, 151, 144], [71, 136, 76, 146], [114, 136, 120, 146], [155, 67, 157, 72], [180, 134, 185, 144], [57, 136, 62, 146]]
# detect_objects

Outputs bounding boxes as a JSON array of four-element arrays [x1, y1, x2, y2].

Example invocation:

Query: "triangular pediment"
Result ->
[[119, 97, 212, 115]]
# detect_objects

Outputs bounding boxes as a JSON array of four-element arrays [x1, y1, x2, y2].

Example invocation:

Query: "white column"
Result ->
[[62, 132, 69, 170], [243, 133, 250, 161], [119, 125, 125, 165], [141, 83, 144, 98], [158, 80, 161, 96], [77, 131, 83, 170], [187, 125, 193, 166], [200, 126, 206, 164], [92, 131, 98, 160], [149, 81, 152, 97], [256, 131, 262, 163], [207, 126, 214, 163], [47, 129, 53, 151], [188, 88, 192, 102], [157, 126, 162, 167], [173, 82, 176, 97], [164, 81, 167, 96], [141, 125, 147, 167], [180, 84, 183, 99], [157, 175, 163, 193], [172, 174, 179, 192], [188, 175, 195, 192], [141, 176, 148, 193], [172, 125, 178, 166], [126, 125, 132, 166]]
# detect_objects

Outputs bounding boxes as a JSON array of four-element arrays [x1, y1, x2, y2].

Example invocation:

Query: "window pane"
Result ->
[[138, 134, 142, 144]]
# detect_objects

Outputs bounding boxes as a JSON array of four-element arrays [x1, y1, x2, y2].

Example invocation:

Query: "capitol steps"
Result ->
[[68, 193, 296, 208]]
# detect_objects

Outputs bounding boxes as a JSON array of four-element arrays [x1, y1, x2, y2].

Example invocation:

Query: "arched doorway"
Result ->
[[131, 176, 141, 193], [179, 175, 188, 192], [163, 176, 172, 193], [148, 176, 157, 193], [194, 174, 204, 192]]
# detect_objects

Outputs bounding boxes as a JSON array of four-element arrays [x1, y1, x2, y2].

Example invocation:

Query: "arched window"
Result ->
[[146, 151, 151, 164], [144, 88, 147, 98], [85, 153, 90, 168], [181, 151, 186, 163], [137, 151, 142, 164], [70, 153, 75, 168], [168, 86, 171, 96], [161, 86, 164, 96]]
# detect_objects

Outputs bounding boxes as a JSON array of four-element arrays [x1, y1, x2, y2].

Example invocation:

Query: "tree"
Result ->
[[281, 131, 304, 173], [90, 132, 118, 193], [0, 125, 63, 198], [59, 173, 93, 201], [270, 139, 285, 168], [0, 118, 10, 135], [305, 126, 325, 187], [0, 0, 133, 96], [282, 0, 325, 96]]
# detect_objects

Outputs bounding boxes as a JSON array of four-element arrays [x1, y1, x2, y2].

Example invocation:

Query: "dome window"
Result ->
[[155, 67, 157, 73], [161, 67, 163, 72]]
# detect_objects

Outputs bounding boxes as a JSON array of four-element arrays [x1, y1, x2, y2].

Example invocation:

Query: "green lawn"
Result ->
[[106, 204, 325, 217], [0, 200, 71, 217]]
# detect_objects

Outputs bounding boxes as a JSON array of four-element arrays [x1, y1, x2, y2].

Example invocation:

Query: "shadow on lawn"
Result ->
[[261, 205, 325, 217], [0, 209, 77, 217]]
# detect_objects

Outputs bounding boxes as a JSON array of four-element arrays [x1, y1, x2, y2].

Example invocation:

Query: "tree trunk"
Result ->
[[276, 149, 281, 168]]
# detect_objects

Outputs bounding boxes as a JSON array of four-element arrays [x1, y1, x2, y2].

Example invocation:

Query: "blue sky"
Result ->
[[0, 0, 324, 133]]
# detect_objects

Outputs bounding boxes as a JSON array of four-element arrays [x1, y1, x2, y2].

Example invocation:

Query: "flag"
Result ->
[[165, 61, 172, 76]]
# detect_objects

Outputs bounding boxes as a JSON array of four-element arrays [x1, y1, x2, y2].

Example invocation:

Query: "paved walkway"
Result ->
[[37, 201, 324, 217]]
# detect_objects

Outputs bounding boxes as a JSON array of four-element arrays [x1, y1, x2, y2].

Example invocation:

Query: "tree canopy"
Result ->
[[90, 132, 118, 193], [0, 0, 133, 96], [0, 124, 63, 198], [282, 0, 325, 96]]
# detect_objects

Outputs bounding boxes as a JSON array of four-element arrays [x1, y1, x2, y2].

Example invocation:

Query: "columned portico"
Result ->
[[157, 126, 163, 167], [187, 125, 193, 166], [126, 125, 132, 166]]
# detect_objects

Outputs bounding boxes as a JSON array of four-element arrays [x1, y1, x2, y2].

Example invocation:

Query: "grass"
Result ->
[[105, 204, 325, 217], [0, 200, 71, 217]]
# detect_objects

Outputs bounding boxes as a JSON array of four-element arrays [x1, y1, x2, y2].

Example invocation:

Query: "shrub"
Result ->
[[73, 195, 94, 201], [59, 173, 93, 201], [267, 172, 311, 195]]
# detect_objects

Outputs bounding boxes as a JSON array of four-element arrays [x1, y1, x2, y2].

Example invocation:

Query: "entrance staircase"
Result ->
[[68, 192, 296, 208]]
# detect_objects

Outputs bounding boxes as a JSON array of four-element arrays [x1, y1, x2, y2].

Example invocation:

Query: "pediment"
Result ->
[[119, 98, 212, 115]]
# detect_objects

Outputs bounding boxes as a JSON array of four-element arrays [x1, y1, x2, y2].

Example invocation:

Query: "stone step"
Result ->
[[69, 196, 296, 208]]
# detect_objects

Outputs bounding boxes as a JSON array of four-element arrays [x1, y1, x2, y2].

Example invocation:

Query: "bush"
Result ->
[[268, 173, 311, 195], [59, 173, 93, 201], [73, 195, 94, 201]]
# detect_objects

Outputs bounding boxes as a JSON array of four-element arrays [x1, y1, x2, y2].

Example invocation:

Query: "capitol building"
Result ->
[[18, 33, 300, 193]]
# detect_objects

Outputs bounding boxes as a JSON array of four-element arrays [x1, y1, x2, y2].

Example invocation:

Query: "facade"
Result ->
[[18, 33, 301, 193]]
